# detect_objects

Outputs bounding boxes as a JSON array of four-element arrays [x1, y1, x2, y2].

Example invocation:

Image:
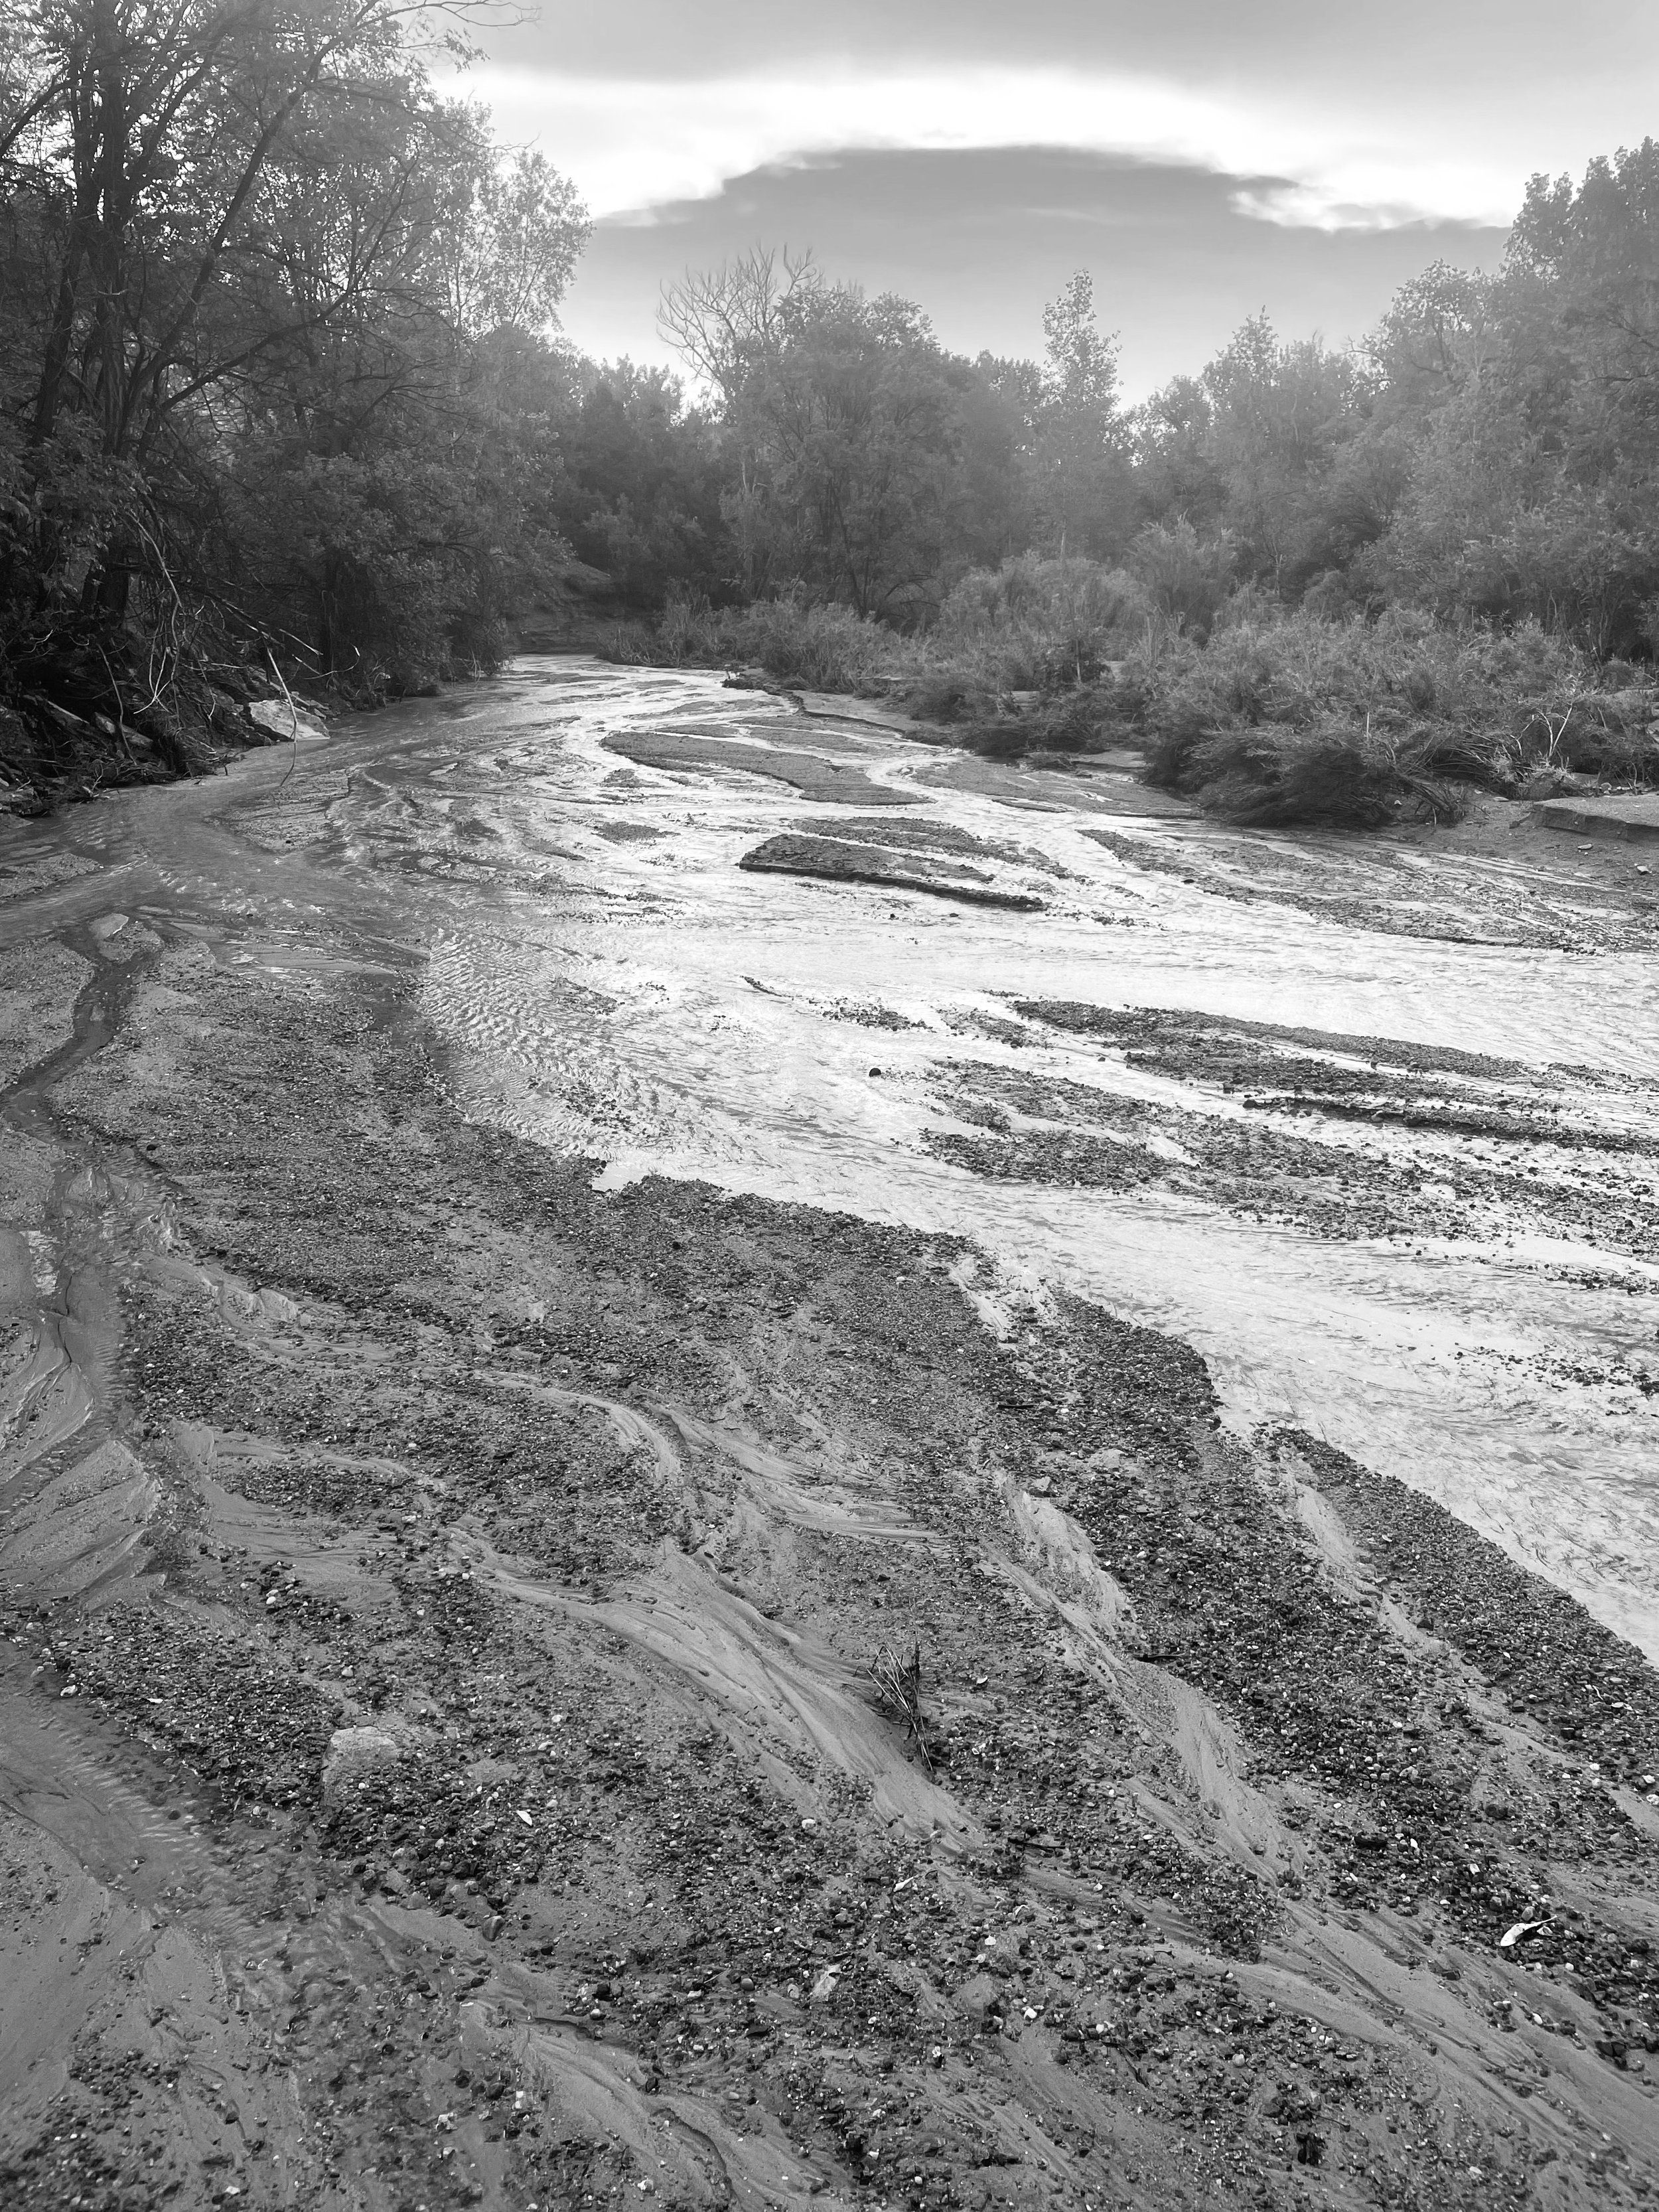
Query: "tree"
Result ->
[[0, 0, 589, 710], [663, 264, 989, 618], [549, 357, 729, 609], [1362, 143, 1659, 650], [1029, 271, 1131, 558], [658, 247, 822, 409], [1130, 316, 1372, 596], [735, 289, 968, 616]]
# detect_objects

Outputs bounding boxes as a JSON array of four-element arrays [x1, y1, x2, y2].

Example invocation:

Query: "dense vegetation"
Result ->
[[621, 171, 1659, 818], [3, 0, 1658, 818]]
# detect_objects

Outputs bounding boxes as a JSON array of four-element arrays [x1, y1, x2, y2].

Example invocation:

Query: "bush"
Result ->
[[935, 553, 1151, 689], [1135, 603, 1659, 818], [1185, 719, 1401, 827], [605, 586, 930, 693], [1129, 518, 1238, 638], [609, 571, 1659, 812]]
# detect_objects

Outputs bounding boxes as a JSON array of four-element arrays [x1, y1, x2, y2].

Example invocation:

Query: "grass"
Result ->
[[1141, 607, 1659, 824], [606, 568, 1659, 827]]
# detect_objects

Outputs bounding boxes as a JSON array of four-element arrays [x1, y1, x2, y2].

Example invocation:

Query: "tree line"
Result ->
[[4, 0, 1659, 789], [643, 146, 1659, 665]]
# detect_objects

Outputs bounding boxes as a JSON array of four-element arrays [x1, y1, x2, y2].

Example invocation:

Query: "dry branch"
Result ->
[[867, 1639, 934, 1775]]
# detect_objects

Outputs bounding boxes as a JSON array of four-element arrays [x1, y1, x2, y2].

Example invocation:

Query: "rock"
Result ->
[[952, 1973, 1003, 2024], [739, 832, 1045, 911], [1532, 791, 1659, 844], [798, 692, 921, 735], [248, 697, 330, 745], [321, 1724, 401, 1803]]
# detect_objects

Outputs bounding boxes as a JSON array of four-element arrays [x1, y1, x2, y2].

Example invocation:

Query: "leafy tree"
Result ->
[[550, 357, 729, 609], [1364, 142, 1659, 651], [1029, 269, 1131, 557], [664, 267, 995, 618], [1129, 375, 1228, 540], [0, 0, 588, 717]]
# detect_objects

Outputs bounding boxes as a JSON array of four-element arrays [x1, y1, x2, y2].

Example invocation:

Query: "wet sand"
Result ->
[[1, 660, 1657, 2212]]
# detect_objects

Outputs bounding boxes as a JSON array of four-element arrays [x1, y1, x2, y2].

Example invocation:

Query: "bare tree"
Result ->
[[658, 244, 819, 409]]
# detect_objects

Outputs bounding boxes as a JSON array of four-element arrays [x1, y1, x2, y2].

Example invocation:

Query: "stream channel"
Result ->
[[6, 656, 1657, 1656]]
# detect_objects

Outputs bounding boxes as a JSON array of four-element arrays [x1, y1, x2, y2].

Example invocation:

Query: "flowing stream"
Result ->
[[8, 656, 1658, 1655]]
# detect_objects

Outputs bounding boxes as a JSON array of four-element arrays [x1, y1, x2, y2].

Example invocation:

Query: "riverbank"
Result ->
[[0, 678, 332, 816], [2, 670, 1657, 2212]]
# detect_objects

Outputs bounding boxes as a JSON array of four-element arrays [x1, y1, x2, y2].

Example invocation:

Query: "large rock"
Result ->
[[322, 1724, 402, 1803], [249, 696, 330, 745], [1533, 792, 1659, 844], [739, 832, 1046, 911]]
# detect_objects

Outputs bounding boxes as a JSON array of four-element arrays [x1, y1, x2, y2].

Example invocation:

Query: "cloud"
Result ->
[[555, 146, 1508, 399], [465, 63, 1532, 234]]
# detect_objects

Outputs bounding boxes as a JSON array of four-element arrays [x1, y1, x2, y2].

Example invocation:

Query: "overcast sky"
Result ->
[[465, 0, 1658, 396]]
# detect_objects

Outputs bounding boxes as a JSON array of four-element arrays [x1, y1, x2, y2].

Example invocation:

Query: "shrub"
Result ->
[[1186, 719, 1401, 827], [609, 570, 1659, 810], [605, 586, 930, 693], [1129, 519, 1238, 638], [936, 553, 1151, 689], [1131, 603, 1659, 822]]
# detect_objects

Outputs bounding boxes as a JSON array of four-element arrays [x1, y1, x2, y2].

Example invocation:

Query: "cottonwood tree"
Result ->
[[548, 357, 729, 609], [662, 256, 1029, 615], [1128, 316, 1375, 605]]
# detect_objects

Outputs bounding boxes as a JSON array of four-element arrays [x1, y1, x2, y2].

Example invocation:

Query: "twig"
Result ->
[[94, 645, 139, 771], [269, 649, 306, 798], [868, 1640, 934, 1775]]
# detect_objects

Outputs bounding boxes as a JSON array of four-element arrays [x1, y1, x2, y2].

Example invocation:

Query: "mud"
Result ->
[[1, 661, 1657, 2212], [1076, 796, 1659, 955], [922, 1010, 1659, 1268], [601, 729, 920, 808], [739, 836, 1046, 911]]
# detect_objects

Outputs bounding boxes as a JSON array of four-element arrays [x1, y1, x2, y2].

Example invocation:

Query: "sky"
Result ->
[[463, 0, 1659, 398]]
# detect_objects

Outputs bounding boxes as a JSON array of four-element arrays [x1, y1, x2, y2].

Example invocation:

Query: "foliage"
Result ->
[[1137, 605, 1659, 819], [614, 573, 1659, 816], [661, 258, 1027, 619], [1128, 518, 1237, 638], [0, 0, 589, 751], [547, 358, 729, 610], [8, 27, 1659, 840], [609, 587, 932, 693]]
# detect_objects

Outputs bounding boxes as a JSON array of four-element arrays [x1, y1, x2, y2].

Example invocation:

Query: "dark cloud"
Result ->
[[558, 146, 1508, 394]]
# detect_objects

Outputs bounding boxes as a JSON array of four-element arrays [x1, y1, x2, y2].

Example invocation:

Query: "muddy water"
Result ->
[[6, 656, 1658, 1659], [401, 662, 1659, 1657]]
